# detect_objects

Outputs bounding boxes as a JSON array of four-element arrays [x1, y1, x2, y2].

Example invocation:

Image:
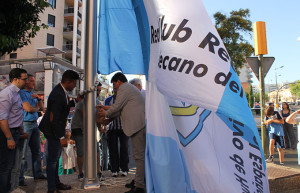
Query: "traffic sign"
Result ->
[[245, 56, 275, 80]]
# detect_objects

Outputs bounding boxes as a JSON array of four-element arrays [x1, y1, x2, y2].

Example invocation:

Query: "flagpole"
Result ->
[[82, 0, 100, 189]]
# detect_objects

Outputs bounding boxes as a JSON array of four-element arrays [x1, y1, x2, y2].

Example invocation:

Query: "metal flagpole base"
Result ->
[[81, 178, 100, 189]]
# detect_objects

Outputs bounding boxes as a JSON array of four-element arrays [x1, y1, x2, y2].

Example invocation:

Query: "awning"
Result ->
[[37, 47, 65, 55]]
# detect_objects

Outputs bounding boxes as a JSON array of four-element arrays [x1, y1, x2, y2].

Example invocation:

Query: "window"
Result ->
[[10, 53, 17, 59], [47, 34, 54, 46], [49, 0, 56, 8], [48, 14, 55, 27]]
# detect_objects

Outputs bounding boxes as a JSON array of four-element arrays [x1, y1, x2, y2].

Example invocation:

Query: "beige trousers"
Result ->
[[131, 128, 146, 189]]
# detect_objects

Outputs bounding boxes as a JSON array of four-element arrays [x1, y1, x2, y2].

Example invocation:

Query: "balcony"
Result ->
[[65, 0, 82, 7], [62, 44, 81, 58], [64, 8, 82, 24], [63, 25, 81, 40]]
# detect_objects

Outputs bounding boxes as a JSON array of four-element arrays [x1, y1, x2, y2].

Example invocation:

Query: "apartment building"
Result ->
[[0, 0, 86, 106], [238, 64, 253, 93]]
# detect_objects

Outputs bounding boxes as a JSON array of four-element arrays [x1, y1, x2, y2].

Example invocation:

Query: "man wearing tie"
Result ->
[[39, 70, 79, 193]]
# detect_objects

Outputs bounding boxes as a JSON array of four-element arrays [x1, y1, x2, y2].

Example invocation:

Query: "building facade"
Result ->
[[238, 64, 253, 93], [0, 0, 86, 106]]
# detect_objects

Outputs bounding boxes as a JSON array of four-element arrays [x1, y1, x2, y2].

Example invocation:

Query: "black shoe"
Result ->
[[47, 190, 62, 193], [56, 183, 71, 190], [125, 187, 145, 193], [78, 173, 84, 180], [19, 180, 27, 186], [34, 174, 47, 180], [125, 180, 135, 189], [97, 172, 102, 179]]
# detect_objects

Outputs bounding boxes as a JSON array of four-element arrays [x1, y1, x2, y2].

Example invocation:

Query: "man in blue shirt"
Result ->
[[265, 106, 285, 165], [0, 68, 27, 193], [19, 74, 46, 186]]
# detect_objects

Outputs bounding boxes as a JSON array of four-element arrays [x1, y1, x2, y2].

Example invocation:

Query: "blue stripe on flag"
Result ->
[[216, 66, 266, 169], [131, 0, 150, 78], [177, 109, 211, 147], [97, 0, 146, 75], [146, 133, 197, 193]]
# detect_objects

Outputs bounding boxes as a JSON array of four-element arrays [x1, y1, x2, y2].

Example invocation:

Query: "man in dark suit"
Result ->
[[39, 70, 79, 193]]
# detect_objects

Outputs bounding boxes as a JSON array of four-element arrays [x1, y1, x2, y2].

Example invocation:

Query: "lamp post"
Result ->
[[10, 63, 23, 69], [275, 65, 284, 108], [43, 60, 55, 70], [43, 60, 55, 108]]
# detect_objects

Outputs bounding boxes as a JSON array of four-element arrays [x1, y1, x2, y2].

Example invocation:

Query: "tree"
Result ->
[[253, 92, 269, 103], [248, 85, 254, 107], [213, 9, 254, 73], [0, 0, 49, 56], [289, 81, 300, 98]]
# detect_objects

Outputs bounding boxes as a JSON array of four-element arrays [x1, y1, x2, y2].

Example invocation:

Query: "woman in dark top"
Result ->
[[281, 102, 296, 149]]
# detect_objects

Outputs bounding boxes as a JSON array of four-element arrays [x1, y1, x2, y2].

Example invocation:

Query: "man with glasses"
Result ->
[[0, 68, 27, 193], [19, 74, 46, 186]]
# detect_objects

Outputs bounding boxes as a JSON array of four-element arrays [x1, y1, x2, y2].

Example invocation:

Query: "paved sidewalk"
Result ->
[[21, 170, 135, 193], [267, 149, 300, 193], [18, 149, 300, 193]]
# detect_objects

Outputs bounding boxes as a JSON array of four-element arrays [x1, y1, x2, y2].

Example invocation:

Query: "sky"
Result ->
[[201, 0, 300, 86]]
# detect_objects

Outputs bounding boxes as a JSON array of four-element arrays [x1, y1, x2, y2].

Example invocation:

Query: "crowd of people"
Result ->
[[264, 102, 300, 165], [0, 69, 146, 193]]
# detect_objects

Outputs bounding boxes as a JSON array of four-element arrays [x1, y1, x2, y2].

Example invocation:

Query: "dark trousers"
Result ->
[[107, 129, 129, 173], [46, 137, 62, 191], [283, 122, 297, 149], [0, 128, 20, 193], [19, 122, 42, 182], [99, 133, 109, 171]]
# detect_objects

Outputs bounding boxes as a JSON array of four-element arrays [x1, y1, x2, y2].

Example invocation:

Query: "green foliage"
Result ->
[[0, 0, 49, 56], [289, 81, 300, 98], [248, 85, 254, 107], [246, 85, 254, 107], [213, 9, 254, 73], [253, 92, 269, 103]]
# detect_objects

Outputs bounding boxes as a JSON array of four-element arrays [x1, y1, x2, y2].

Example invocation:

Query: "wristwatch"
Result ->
[[7, 137, 13, 140]]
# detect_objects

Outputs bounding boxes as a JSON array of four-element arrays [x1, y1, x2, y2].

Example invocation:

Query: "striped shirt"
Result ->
[[104, 95, 122, 130]]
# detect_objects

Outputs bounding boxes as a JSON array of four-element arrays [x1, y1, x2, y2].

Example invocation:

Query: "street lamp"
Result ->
[[79, 73, 84, 80], [10, 63, 23, 69], [43, 60, 55, 70], [275, 65, 284, 107]]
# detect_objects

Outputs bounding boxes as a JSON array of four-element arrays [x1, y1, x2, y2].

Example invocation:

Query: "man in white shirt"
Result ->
[[129, 78, 145, 100]]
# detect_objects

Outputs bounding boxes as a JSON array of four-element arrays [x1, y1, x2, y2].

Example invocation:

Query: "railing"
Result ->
[[64, 8, 82, 20], [62, 44, 73, 51], [63, 25, 81, 36], [64, 8, 74, 14], [62, 44, 81, 54]]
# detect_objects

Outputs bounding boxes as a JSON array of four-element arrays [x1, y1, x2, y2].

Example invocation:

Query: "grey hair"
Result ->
[[129, 78, 142, 86]]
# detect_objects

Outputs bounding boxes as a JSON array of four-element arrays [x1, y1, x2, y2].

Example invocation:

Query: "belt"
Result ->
[[10, 127, 21, 130], [24, 121, 36, 123]]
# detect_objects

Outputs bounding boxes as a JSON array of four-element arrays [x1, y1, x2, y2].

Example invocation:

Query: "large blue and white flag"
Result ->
[[97, 0, 148, 75], [98, 0, 269, 192]]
